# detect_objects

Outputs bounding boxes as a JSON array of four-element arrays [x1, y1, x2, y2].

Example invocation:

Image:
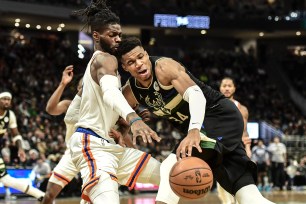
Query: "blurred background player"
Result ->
[[217, 76, 252, 204], [0, 90, 45, 201]]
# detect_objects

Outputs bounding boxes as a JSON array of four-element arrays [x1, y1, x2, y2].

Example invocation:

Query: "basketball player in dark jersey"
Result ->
[[0, 91, 45, 201], [116, 37, 275, 204]]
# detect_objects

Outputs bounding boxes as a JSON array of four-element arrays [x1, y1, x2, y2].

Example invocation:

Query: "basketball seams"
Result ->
[[169, 180, 212, 186], [170, 167, 212, 177]]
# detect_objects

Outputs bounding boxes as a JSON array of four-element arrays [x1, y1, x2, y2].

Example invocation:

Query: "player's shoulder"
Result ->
[[8, 110, 16, 119], [240, 104, 248, 112], [94, 52, 117, 65], [156, 57, 176, 66]]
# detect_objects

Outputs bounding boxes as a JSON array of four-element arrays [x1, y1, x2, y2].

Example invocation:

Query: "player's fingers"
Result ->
[[187, 144, 193, 157], [149, 131, 161, 142], [194, 143, 202, 153], [144, 130, 152, 143], [176, 147, 182, 159], [181, 146, 187, 159], [132, 134, 138, 146]]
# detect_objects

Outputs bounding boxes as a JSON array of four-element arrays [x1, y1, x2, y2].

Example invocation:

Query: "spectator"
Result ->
[[268, 136, 287, 190]]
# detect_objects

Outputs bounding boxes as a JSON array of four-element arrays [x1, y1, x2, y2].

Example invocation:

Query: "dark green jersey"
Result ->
[[128, 56, 224, 134]]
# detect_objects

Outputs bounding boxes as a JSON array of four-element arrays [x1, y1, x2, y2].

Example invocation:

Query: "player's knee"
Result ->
[[160, 154, 176, 173]]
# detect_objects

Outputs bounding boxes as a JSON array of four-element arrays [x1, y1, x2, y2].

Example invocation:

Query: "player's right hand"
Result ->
[[130, 119, 161, 146], [61, 65, 74, 85]]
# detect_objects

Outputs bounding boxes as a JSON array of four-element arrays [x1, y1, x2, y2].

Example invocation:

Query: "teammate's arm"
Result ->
[[94, 54, 161, 145], [46, 65, 74, 115], [9, 111, 26, 162], [156, 58, 205, 159], [240, 104, 252, 158]]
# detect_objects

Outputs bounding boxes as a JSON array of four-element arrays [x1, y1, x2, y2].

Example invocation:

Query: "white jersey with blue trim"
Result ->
[[75, 50, 119, 143]]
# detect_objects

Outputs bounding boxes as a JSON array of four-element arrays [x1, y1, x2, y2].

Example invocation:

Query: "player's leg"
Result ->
[[0, 174, 45, 200], [70, 130, 120, 204], [117, 147, 160, 187], [217, 144, 275, 204], [235, 184, 275, 204], [87, 171, 119, 204], [0, 157, 45, 200], [155, 153, 180, 204], [42, 150, 79, 204], [217, 182, 235, 204]]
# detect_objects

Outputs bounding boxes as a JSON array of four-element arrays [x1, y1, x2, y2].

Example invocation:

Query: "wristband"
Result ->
[[129, 117, 142, 126]]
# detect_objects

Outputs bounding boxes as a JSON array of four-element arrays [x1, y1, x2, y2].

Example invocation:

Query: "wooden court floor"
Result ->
[[0, 191, 305, 204]]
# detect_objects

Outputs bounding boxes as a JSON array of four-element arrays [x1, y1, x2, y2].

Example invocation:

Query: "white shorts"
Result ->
[[70, 128, 160, 202], [48, 149, 79, 188]]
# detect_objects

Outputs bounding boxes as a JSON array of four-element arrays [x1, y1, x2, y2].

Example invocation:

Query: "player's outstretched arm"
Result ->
[[46, 65, 73, 115], [155, 58, 205, 159]]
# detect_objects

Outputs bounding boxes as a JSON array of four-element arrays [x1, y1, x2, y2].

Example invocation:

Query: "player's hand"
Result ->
[[109, 128, 126, 147], [61, 65, 74, 85], [242, 136, 251, 146], [18, 148, 26, 162], [176, 129, 202, 160], [130, 118, 161, 146]]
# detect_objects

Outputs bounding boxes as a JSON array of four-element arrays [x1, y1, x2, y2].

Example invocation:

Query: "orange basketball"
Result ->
[[169, 157, 213, 199]]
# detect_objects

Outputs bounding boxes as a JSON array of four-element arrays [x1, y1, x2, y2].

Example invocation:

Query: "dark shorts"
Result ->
[[257, 163, 267, 173], [175, 98, 257, 195]]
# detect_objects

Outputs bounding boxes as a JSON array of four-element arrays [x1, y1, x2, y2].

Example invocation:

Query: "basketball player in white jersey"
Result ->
[[42, 65, 82, 204], [218, 77, 252, 204], [0, 90, 45, 201], [69, 1, 161, 203]]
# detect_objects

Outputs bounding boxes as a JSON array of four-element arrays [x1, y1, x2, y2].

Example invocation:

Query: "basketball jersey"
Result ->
[[64, 95, 81, 147], [0, 110, 17, 148], [75, 51, 120, 142], [233, 99, 241, 109], [128, 56, 224, 134]]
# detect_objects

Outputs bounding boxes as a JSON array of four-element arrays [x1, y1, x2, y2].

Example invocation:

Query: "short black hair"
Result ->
[[116, 37, 142, 60], [72, 0, 120, 33], [220, 76, 236, 87]]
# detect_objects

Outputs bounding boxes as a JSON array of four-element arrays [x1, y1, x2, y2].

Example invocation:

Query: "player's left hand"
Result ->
[[176, 129, 202, 160], [18, 148, 26, 162], [242, 136, 251, 146]]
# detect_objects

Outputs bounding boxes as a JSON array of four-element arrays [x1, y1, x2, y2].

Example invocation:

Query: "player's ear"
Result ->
[[121, 63, 128, 72], [92, 31, 100, 42]]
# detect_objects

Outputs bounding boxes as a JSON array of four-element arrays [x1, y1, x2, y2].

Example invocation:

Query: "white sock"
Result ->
[[0, 174, 45, 199], [235, 184, 275, 204]]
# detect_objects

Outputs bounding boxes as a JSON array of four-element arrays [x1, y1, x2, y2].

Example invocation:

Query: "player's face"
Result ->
[[220, 79, 236, 99], [121, 46, 152, 85], [96, 24, 122, 54], [0, 97, 12, 110]]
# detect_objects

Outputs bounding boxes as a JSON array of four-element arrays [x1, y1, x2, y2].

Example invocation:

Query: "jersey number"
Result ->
[[169, 112, 188, 124]]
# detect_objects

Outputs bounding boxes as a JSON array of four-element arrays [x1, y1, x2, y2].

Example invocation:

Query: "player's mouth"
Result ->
[[138, 69, 148, 77]]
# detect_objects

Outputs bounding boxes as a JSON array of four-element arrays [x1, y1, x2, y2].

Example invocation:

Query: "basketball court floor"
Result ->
[[1, 190, 305, 204]]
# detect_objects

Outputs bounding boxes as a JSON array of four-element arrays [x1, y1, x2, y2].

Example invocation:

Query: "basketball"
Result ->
[[169, 157, 213, 199]]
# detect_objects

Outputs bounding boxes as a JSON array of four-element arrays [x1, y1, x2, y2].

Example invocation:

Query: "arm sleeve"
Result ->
[[182, 85, 206, 131], [100, 75, 135, 121]]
